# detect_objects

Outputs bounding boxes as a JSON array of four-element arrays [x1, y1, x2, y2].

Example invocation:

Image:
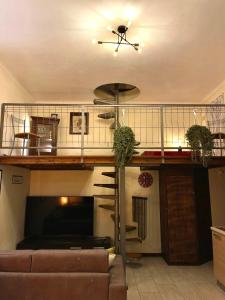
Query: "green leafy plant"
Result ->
[[113, 126, 136, 167], [185, 125, 213, 166]]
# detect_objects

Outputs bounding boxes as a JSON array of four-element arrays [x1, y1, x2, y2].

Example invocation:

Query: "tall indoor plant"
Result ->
[[185, 125, 213, 166], [113, 126, 136, 167]]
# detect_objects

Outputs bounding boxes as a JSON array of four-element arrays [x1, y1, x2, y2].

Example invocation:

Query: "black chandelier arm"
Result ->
[[115, 33, 124, 52], [112, 30, 139, 51], [98, 41, 138, 46], [97, 25, 140, 53]]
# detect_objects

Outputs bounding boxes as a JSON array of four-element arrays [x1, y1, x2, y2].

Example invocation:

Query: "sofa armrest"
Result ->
[[109, 255, 127, 300]]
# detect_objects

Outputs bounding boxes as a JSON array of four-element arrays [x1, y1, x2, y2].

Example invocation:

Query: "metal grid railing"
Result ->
[[1, 103, 225, 157]]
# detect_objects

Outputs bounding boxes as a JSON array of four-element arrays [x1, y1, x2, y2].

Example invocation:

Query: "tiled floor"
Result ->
[[126, 256, 225, 300]]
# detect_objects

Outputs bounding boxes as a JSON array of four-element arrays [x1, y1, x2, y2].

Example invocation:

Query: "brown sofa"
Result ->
[[0, 249, 127, 300]]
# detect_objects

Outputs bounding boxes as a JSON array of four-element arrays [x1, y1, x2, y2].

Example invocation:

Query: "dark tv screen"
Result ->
[[25, 196, 94, 237]]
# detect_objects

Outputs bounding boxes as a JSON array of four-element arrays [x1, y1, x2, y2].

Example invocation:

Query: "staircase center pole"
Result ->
[[118, 166, 126, 261], [160, 105, 165, 164], [115, 92, 120, 253], [115, 91, 126, 261], [81, 107, 85, 163]]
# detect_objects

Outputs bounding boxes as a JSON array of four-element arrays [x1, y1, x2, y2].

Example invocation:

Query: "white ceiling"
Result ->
[[0, 0, 225, 103]]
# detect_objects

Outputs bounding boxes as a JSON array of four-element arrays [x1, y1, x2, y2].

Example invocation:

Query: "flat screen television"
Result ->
[[24, 196, 94, 237]]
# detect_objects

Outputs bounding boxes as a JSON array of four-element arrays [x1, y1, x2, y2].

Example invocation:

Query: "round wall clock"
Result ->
[[138, 172, 153, 188]]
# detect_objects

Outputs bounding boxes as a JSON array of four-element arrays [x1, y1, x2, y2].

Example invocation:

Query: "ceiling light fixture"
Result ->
[[98, 25, 140, 55]]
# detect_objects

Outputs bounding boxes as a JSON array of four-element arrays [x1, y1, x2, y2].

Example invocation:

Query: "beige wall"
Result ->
[[0, 62, 34, 156], [0, 62, 33, 103], [30, 167, 161, 253], [125, 168, 161, 253], [203, 80, 225, 226], [203, 79, 225, 103], [0, 166, 30, 249], [0, 62, 33, 250], [208, 167, 225, 226]]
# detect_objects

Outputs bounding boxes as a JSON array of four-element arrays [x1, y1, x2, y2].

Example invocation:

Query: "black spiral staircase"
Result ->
[[93, 83, 142, 257], [94, 169, 145, 257]]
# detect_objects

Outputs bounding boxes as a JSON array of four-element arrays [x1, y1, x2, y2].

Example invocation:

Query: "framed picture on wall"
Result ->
[[69, 112, 89, 135]]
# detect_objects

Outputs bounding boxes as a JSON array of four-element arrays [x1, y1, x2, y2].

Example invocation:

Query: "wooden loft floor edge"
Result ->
[[0, 155, 115, 165], [0, 156, 116, 169], [0, 155, 189, 166], [0, 155, 225, 170]]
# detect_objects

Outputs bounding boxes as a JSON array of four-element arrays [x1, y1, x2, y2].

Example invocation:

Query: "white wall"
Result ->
[[0, 166, 30, 249], [208, 167, 225, 226], [30, 167, 161, 253]]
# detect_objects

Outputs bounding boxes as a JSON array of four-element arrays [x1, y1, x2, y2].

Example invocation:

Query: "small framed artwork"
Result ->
[[69, 112, 89, 135], [12, 175, 23, 184]]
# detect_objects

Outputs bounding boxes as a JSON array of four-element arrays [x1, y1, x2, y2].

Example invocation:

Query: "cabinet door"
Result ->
[[212, 232, 225, 285], [166, 175, 198, 263], [29, 116, 60, 156]]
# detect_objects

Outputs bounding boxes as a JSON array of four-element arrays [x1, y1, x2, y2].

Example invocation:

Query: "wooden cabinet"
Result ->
[[29, 116, 60, 156], [160, 166, 212, 264], [211, 227, 225, 286]]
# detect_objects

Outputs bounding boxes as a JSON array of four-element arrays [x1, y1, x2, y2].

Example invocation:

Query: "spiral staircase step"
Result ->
[[133, 150, 140, 155], [110, 214, 137, 232], [126, 225, 137, 232], [93, 195, 116, 200], [126, 237, 142, 243], [94, 183, 118, 189], [93, 99, 115, 105], [101, 171, 116, 178], [98, 204, 115, 211], [98, 112, 115, 119]]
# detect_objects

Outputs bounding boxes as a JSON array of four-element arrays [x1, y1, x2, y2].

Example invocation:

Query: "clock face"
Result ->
[[138, 172, 153, 188]]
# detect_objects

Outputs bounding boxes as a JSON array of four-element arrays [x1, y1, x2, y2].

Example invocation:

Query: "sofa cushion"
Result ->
[[109, 255, 127, 300], [0, 272, 109, 300], [0, 250, 32, 272], [31, 249, 109, 273]]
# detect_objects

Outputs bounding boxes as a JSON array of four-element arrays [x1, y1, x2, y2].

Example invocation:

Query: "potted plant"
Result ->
[[113, 126, 136, 167], [185, 125, 213, 166]]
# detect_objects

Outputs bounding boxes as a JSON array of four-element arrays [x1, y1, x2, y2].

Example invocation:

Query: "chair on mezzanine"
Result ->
[[10, 114, 40, 156], [211, 132, 225, 157]]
